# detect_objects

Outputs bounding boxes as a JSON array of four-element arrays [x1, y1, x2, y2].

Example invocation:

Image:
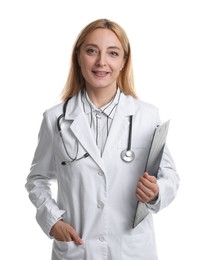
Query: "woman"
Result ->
[[25, 18, 179, 260]]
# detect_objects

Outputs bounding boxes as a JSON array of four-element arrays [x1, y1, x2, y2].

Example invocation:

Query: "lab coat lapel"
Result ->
[[102, 94, 135, 159], [64, 94, 106, 172]]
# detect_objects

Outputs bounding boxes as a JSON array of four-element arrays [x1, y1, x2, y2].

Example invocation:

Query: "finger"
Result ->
[[137, 180, 151, 195], [68, 226, 83, 245], [139, 176, 157, 191], [136, 184, 155, 202], [50, 221, 68, 241], [136, 188, 147, 202], [62, 227, 73, 242], [136, 187, 153, 203], [141, 176, 159, 197], [136, 181, 158, 202], [144, 172, 157, 183]]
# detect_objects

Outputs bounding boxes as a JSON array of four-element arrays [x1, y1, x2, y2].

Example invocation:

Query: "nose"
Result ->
[[96, 52, 106, 67]]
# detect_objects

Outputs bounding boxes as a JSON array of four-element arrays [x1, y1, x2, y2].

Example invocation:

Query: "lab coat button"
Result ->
[[99, 235, 106, 242], [97, 201, 104, 209], [96, 113, 101, 119]]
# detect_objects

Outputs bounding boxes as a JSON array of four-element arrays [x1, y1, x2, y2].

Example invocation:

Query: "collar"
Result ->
[[81, 88, 120, 119]]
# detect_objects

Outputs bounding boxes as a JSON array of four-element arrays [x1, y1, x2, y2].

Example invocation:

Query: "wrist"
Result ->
[[50, 218, 63, 236]]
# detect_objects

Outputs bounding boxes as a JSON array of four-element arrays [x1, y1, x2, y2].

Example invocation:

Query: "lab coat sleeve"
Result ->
[[25, 111, 65, 237], [146, 145, 180, 213]]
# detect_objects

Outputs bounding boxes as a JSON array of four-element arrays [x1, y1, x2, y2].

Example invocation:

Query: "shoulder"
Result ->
[[37, 103, 64, 131], [135, 99, 159, 117], [42, 94, 80, 124], [135, 98, 158, 113], [134, 98, 159, 124], [121, 94, 160, 126], [44, 102, 64, 120], [128, 97, 161, 130], [123, 93, 159, 113]]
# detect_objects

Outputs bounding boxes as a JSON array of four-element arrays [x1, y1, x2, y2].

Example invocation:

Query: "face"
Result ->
[[78, 28, 125, 92]]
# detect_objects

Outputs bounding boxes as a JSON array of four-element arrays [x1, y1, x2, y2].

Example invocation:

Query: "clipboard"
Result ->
[[145, 120, 170, 177], [133, 120, 170, 228]]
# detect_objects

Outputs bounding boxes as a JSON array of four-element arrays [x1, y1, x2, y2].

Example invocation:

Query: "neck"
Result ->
[[85, 87, 117, 108]]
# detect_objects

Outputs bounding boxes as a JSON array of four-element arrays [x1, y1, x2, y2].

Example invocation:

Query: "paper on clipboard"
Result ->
[[145, 120, 170, 177]]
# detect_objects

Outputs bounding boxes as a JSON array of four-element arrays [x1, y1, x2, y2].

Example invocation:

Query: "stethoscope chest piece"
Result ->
[[121, 149, 135, 162]]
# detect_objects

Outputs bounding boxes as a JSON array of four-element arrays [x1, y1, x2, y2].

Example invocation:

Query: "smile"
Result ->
[[92, 70, 110, 77]]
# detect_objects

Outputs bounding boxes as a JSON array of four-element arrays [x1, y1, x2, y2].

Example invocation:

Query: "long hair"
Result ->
[[61, 19, 137, 101]]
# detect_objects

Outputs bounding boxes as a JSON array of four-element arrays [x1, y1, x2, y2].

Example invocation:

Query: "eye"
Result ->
[[86, 48, 98, 55], [110, 51, 119, 57]]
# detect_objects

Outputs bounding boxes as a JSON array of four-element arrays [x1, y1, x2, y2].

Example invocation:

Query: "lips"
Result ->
[[92, 70, 110, 77]]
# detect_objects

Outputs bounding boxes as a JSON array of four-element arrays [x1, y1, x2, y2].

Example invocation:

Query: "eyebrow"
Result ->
[[84, 43, 121, 50]]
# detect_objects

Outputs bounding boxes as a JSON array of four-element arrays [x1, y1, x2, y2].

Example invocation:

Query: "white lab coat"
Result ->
[[26, 91, 179, 260]]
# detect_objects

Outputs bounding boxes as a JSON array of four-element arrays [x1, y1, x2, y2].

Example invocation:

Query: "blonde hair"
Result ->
[[61, 19, 137, 101]]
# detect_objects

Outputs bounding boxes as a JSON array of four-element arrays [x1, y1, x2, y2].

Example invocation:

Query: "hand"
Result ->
[[136, 172, 159, 203], [50, 220, 83, 245]]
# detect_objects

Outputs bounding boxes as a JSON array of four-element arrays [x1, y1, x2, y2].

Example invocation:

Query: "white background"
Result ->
[[0, 0, 206, 259]]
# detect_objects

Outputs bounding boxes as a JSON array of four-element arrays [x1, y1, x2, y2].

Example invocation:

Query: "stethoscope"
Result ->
[[120, 115, 135, 162], [57, 98, 89, 165], [57, 99, 135, 165]]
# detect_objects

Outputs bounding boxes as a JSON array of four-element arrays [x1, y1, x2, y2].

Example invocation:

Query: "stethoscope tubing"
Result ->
[[128, 115, 133, 150], [57, 100, 135, 164]]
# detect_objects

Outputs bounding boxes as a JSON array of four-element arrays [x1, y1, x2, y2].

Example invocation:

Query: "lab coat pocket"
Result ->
[[52, 240, 85, 260], [121, 232, 158, 260]]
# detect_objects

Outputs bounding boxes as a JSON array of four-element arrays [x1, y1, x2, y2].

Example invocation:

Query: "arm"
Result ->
[[25, 112, 65, 237]]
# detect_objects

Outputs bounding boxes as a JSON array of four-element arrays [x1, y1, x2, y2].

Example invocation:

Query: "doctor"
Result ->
[[25, 19, 179, 260]]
